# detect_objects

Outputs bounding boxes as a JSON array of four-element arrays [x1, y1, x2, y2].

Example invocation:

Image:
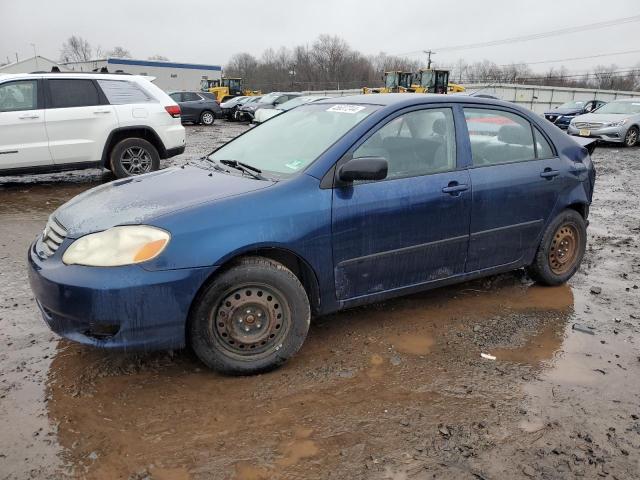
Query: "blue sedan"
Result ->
[[28, 94, 596, 374]]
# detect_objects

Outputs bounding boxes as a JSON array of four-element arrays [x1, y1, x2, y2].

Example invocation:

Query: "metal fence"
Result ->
[[460, 83, 640, 114]]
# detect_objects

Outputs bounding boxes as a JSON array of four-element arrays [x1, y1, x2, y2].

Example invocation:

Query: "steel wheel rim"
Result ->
[[202, 112, 214, 124], [626, 129, 637, 146], [549, 224, 579, 275], [120, 147, 152, 175], [211, 283, 290, 357]]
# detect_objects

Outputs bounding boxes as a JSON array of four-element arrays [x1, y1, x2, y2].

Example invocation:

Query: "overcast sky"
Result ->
[[1, 0, 639, 73]]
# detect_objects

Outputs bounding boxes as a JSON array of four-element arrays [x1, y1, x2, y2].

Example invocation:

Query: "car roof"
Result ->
[[0, 72, 149, 82], [313, 92, 518, 110]]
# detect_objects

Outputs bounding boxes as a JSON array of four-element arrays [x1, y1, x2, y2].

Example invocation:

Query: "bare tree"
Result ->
[[107, 46, 132, 58], [60, 35, 93, 63]]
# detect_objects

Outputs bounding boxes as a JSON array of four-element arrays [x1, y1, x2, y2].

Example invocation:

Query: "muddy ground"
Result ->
[[0, 122, 639, 480]]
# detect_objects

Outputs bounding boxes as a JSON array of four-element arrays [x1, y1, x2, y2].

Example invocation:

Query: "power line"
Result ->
[[498, 49, 640, 67], [395, 14, 640, 56]]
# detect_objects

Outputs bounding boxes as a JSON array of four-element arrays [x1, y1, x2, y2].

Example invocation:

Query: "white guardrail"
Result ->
[[302, 84, 640, 114]]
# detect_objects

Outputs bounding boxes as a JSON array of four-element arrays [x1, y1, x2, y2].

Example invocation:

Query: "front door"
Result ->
[[180, 92, 205, 122], [332, 107, 471, 300], [0, 79, 51, 170], [462, 107, 562, 271]]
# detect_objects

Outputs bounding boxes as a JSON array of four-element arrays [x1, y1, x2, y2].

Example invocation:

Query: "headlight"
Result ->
[[608, 119, 628, 127], [62, 226, 170, 267]]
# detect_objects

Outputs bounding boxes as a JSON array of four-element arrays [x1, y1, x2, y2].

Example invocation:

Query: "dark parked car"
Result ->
[[28, 94, 596, 375], [544, 100, 605, 129], [220, 95, 249, 119], [236, 92, 302, 121], [168, 91, 222, 126]]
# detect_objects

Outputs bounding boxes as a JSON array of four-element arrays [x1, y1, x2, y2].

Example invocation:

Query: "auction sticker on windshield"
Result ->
[[327, 105, 366, 114]]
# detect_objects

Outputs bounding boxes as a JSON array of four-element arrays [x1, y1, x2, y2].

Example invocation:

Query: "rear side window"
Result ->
[[464, 108, 535, 166], [0, 80, 37, 112], [97, 80, 154, 105], [48, 79, 101, 108], [182, 92, 201, 101], [534, 128, 554, 158]]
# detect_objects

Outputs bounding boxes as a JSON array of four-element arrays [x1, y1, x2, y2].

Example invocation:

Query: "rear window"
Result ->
[[97, 80, 155, 105], [48, 79, 101, 108]]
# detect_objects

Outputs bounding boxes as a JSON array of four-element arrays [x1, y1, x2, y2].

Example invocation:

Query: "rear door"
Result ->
[[331, 106, 471, 300], [44, 78, 116, 165], [179, 92, 203, 122], [462, 107, 563, 271], [0, 79, 51, 170]]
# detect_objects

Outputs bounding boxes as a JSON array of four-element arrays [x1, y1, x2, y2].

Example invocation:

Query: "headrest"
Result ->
[[432, 118, 446, 135], [498, 125, 531, 145]]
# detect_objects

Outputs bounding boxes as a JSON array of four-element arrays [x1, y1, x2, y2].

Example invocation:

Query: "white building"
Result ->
[[0, 56, 70, 74], [62, 57, 222, 91]]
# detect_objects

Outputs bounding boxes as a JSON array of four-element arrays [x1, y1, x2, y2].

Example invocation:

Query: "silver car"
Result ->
[[568, 98, 640, 147]]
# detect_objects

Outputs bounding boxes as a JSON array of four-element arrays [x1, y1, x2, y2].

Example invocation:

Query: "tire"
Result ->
[[200, 110, 215, 126], [624, 126, 638, 147], [527, 209, 587, 286], [109, 138, 160, 178], [189, 256, 311, 375]]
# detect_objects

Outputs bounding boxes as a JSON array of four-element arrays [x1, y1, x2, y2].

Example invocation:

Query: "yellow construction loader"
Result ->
[[200, 78, 261, 102], [410, 69, 466, 94], [362, 71, 413, 94]]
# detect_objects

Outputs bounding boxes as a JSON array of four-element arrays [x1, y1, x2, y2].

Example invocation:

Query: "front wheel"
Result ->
[[527, 209, 587, 286], [624, 126, 638, 147], [189, 257, 311, 375], [200, 110, 215, 126]]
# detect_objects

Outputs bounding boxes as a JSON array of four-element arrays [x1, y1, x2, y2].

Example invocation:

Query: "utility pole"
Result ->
[[423, 50, 435, 69], [30, 43, 38, 69]]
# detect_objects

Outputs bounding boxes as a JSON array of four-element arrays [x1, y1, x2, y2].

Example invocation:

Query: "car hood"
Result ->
[[572, 112, 630, 123], [242, 102, 272, 111], [545, 107, 581, 116], [53, 164, 275, 237]]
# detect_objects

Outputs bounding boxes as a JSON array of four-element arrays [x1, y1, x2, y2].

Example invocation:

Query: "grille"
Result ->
[[574, 122, 604, 129], [37, 217, 67, 258]]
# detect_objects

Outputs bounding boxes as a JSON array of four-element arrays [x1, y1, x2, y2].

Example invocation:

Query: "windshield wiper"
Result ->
[[219, 159, 266, 180], [200, 156, 229, 173]]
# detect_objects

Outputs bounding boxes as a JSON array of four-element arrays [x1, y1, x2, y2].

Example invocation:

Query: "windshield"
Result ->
[[593, 101, 640, 115], [420, 71, 435, 88], [259, 92, 282, 104], [209, 103, 378, 178], [278, 96, 319, 110], [385, 73, 398, 89], [559, 101, 585, 109]]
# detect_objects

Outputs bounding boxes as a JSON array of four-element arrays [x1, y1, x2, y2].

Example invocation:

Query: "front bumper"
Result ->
[[567, 124, 626, 143], [28, 241, 213, 351]]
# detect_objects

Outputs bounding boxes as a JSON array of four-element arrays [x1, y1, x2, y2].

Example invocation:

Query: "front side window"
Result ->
[[97, 80, 154, 105], [48, 79, 100, 108], [0, 80, 37, 112], [353, 108, 456, 179], [209, 103, 378, 178], [464, 108, 535, 166]]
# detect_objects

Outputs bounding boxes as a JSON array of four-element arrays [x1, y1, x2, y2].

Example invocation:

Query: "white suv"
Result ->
[[0, 72, 185, 178]]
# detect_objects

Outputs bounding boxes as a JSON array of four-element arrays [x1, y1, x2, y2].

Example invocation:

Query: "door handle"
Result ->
[[93, 109, 111, 114], [442, 182, 469, 195], [540, 168, 560, 179], [18, 113, 39, 119]]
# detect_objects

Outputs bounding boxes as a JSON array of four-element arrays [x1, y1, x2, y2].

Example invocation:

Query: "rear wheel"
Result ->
[[624, 126, 638, 147], [109, 138, 160, 178], [200, 110, 215, 126], [189, 257, 311, 375], [527, 209, 586, 286]]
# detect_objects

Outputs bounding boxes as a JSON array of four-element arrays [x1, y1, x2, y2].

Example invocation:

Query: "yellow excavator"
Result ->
[[363, 69, 465, 95], [200, 78, 261, 103]]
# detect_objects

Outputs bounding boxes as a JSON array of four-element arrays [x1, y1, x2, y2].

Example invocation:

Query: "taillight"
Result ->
[[165, 105, 181, 118]]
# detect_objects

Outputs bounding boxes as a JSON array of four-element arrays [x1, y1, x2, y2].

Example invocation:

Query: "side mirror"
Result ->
[[338, 157, 388, 182]]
